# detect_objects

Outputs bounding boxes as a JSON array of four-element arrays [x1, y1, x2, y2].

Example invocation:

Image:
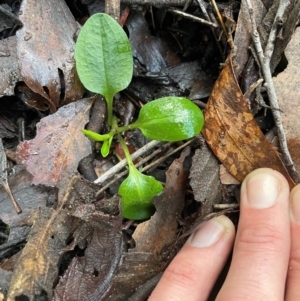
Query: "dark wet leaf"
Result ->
[[7, 176, 100, 300], [127, 11, 180, 75], [16, 0, 84, 112]]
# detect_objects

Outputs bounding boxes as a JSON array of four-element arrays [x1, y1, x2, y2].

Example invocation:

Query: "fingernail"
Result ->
[[189, 216, 226, 248], [291, 187, 300, 222], [243, 170, 280, 209]]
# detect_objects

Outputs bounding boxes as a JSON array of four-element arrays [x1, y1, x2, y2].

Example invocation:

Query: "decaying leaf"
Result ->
[[132, 147, 190, 255], [189, 140, 222, 216], [0, 37, 21, 97], [233, 0, 266, 79], [202, 58, 295, 188], [220, 164, 240, 185], [16, 98, 94, 196], [273, 27, 300, 173], [6, 176, 102, 301], [16, 0, 84, 112]]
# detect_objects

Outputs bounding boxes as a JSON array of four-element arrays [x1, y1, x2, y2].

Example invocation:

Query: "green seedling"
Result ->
[[75, 13, 204, 220]]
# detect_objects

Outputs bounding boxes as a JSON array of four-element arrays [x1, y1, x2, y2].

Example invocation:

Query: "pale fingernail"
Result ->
[[242, 170, 280, 209], [189, 216, 227, 248], [291, 187, 300, 222]]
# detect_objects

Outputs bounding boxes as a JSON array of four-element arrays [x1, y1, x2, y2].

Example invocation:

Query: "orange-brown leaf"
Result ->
[[202, 58, 294, 189]]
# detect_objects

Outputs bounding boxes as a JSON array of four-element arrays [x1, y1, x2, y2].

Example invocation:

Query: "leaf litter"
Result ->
[[16, 98, 94, 198], [1, 0, 300, 300]]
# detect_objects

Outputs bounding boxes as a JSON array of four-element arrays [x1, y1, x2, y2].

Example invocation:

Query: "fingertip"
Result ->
[[241, 168, 290, 209], [149, 216, 235, 301], [188, 215, 235, 249], [290, 184, 300, 222]]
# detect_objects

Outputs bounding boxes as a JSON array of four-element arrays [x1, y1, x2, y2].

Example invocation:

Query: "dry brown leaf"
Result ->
[[219, 164, 240, 185], [202, 58, 295, 188], [132, 147, 190, 255], [16, 0, 84, 112], [233, 0, 266, 79], [189, 140, 222, 216], [16, 98, 94, 195], [273, 27, 300, 174]]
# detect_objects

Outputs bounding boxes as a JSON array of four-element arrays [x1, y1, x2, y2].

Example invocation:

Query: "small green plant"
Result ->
[[75, 13, 204, 220]]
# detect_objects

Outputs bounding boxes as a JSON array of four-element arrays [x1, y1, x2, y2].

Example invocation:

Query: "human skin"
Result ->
[[149, 168, 300, 300]]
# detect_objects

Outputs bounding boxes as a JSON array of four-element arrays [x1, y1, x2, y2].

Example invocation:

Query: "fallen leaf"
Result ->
[[6, 176, 100, 301], [127, 11, 180, 75], [202, 58, 295, 188], [16, 0, 84, 112], [132, 146, 190, 255], [53, 201, 123, 301], [273, 27, 300, 174], [0, 37, 20, 97], [189, 140, 222, 216], [233, 0, 266, 79], [16, 98, 94, 196], [219, 164, 240, 185]]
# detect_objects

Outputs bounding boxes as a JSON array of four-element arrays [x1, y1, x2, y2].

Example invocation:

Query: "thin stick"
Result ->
[[105, 0, 120, 23], [2, 180, 22, 214], [210, 0, 229, 40], [94, 140, 162, 184], [246, 0, 299, 183], [197, 0, 223, 57], [213, 203, 239, 210], [96, 139, 195, 195], [121, 0, 196, 5], [168, 9, 218, 27]]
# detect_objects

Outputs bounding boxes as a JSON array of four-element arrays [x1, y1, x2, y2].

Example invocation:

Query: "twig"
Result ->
[[94, 140, 162, 184], [96, 139, 195, 195], [210, 0, 229, 40], [105, 0, 120, 23], [167, 8, 218, 27], [213, 203, 239, 210], [264, 1, 291, 63], [246, 0, 299, 183], [121, 0, 196, 6], [197, 0, 223, 57]]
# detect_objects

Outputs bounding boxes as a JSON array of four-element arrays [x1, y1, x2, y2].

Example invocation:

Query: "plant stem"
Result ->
[[116, 124, 136, 133], [107, 96, 113, 126], [117, 134, 135, 170]]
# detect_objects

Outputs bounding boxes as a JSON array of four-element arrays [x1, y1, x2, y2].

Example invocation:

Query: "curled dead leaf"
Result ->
[[202, 58, 294, 189], [16, 0, 84, 112]]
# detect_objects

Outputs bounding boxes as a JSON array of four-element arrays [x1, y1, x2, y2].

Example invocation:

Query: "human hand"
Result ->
[[149, 168, 300, 300]]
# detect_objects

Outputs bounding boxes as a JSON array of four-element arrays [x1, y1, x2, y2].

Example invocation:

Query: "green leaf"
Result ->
[[118, 166, 163, 220], [75, 13, 133, 101], [101, 135, 113, 157], [131, 97, 204, 141], [82, 129, 112, 141]]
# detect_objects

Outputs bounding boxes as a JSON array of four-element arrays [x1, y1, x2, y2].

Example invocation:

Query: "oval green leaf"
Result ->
[[118, 166, 163, 220], [75, 13, 133, 101], [82, 129, 112, 141], [132, 97, 204, 141]]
